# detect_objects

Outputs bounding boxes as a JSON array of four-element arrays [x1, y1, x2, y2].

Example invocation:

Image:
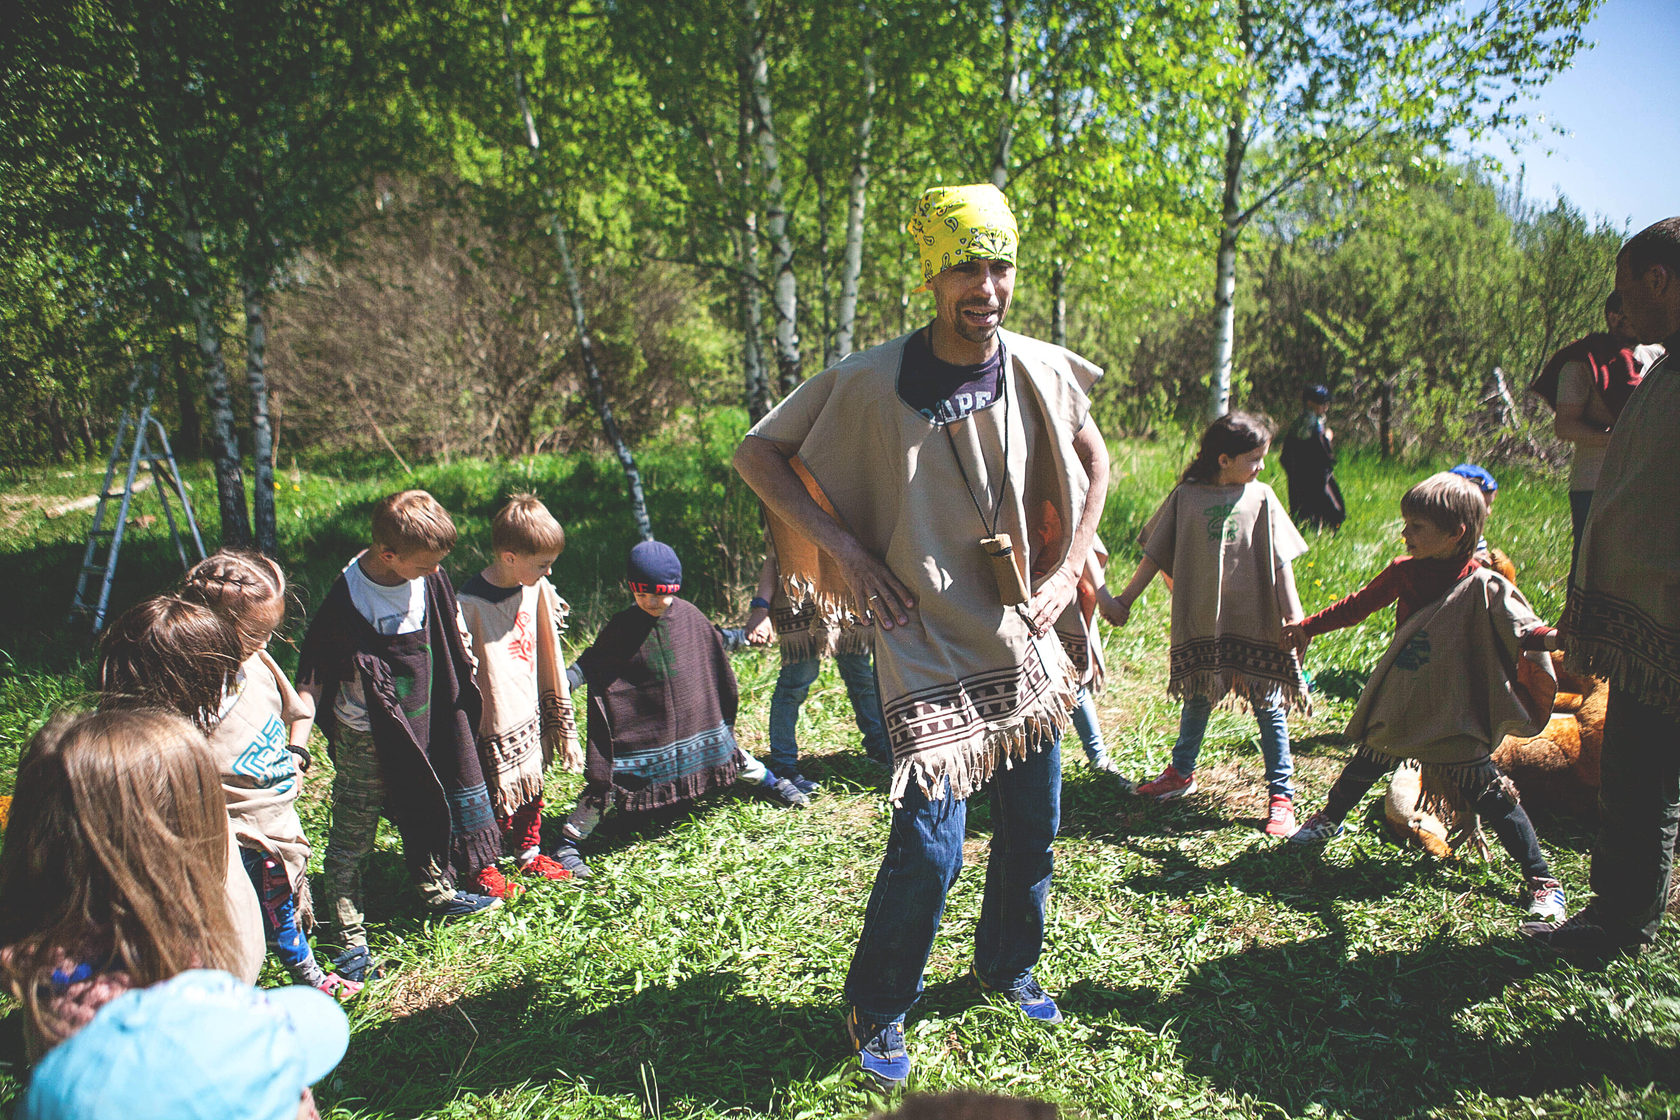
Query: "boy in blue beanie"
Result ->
[[551, 541, 806, 877]]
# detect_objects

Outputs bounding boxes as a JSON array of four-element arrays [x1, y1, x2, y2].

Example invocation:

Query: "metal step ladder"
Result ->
[[68, 360, 207, 632]]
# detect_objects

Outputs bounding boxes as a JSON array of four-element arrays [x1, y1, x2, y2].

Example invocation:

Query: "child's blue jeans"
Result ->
[[768, 651, 890, 774], [1172, 695, 1293, 799], [1070, 687, 1105, 763]]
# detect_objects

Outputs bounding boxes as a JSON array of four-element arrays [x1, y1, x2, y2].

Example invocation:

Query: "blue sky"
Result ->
[[1473, 0, 1680, 233]]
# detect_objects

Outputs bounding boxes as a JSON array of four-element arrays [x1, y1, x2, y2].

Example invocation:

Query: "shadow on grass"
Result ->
[[329, 970, 864, 1116], [1066, 933, 1679, 1118]]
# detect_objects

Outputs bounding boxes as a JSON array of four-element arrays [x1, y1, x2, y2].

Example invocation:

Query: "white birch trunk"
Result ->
[[242, 274, 278, 556], [501, 7, 652, 539], [1209, 105, 1246, 420], [171, 170, 252, 547], [735, 63, 772, 420], [990, 0, 1019, 190], [742, 0, 799, 396], [834, 14, 875, 362]]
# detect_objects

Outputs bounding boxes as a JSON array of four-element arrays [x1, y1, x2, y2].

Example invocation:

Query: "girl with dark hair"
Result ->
[[1105, 412, 1311, 836]]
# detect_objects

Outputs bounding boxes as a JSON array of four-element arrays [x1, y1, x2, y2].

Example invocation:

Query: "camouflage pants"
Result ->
[[322, 725, 453, 947]]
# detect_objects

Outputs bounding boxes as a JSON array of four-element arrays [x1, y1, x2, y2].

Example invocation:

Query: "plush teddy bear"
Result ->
[[1383, 648, 1605, 855]]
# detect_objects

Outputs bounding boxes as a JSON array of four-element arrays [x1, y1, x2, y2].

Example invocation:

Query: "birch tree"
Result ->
[[1199, 0, 1597, 417], [498, 3, 653, 540]]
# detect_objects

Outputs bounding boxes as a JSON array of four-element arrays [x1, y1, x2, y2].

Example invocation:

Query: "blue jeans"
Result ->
[[844, 733, 1061, 1023], [1172, 696, 1293, 799], [1070, 687, 1105, 762], [768, 651, 890, 774]]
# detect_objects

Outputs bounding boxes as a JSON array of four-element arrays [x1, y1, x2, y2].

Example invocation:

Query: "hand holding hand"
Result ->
[[1095, 585, 1130, 627], [1281, 623, 1309, 653], [745, 608, 774, 646]]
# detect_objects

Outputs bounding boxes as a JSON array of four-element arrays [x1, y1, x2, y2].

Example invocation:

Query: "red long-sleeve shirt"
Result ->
[[1302, 555, 1556, 649]]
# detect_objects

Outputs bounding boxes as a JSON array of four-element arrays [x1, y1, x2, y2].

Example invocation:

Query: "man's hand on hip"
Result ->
[[1025, 563, 1078, 637], [835, 540, 916, 630]]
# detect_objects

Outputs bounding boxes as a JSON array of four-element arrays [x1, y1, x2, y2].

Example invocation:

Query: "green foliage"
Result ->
[[3, 440, 1675, 1119], [1232, 166, 1628, 458]]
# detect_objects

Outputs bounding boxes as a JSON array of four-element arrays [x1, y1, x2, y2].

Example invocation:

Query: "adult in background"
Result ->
[[1529, 291, 1666, 581], [1523, 216, 1680, 966], [734, 184, 1108, 1088], [1278, 383, 1346, 532]]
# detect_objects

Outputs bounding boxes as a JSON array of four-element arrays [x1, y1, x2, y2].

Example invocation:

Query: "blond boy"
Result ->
[[296, 490, 504, 980], [457, 494, 583, 880], [1284, 473, 1565, 920]]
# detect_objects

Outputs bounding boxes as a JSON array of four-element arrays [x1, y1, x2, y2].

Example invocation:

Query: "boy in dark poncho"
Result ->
[[296, 490, 506, 982], [551, 541, 807, 878]]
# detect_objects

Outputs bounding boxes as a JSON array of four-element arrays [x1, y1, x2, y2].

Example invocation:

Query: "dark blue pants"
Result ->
[[844, 733, 1061, 1023], [1588, 686, 1680, 945]]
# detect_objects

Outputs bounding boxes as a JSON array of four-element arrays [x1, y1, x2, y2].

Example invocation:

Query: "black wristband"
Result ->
[[750, 597, 772, 610]]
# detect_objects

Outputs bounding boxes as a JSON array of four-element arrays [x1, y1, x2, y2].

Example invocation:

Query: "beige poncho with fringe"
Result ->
[[1141, 480, 1310, 711], [766, 539, 876, 664], [749, 327, 1099, 804], [1563, 345, 1680, 719], [1348, 566, 1557, 769], [458, 578, 581, 816]]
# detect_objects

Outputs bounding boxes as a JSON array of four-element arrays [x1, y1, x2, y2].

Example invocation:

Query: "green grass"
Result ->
[[1, 436, 1676, 1119]]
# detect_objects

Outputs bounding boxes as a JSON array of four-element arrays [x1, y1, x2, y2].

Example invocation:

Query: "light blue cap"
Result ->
[[21, 970, 349, 1120]]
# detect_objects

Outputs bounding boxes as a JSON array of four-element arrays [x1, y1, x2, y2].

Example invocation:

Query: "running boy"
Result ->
[[458, 494, 583, 881], [551, 540, 806, 879], [296, 490, 504, 980], [1284, 472, 1566, 921]]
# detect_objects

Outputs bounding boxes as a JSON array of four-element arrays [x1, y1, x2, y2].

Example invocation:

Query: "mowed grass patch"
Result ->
[[1, 437, 1677, 1118]]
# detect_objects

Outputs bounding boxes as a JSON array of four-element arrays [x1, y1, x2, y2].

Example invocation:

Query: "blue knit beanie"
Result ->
[[627, 540, 682, 594]]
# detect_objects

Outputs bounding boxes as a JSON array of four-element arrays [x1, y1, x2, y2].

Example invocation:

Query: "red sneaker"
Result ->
[[314, 973, 364, 1000], [477, 865, 523, 899], [1137, 764, 1196, 801], [516, 852, 575, 881], [1263, 795, 1297, 837]]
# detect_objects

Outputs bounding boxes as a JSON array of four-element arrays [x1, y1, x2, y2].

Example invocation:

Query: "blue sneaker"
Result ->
[[431, 891, 502, 921], [761, 776, 810, 808], [550, 842, 593, 880], [845, 1008, 910, 1090], [974, 970, 1063, 1024], [327, 944, 384, 983], [785, 772, 821, 797]]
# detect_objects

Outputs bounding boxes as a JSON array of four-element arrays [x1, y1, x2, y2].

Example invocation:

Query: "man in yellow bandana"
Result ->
[[735, 183, 1109, 1088]]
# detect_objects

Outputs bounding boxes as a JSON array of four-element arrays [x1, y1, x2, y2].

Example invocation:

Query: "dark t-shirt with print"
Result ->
[[897, 326, 1005, 424]]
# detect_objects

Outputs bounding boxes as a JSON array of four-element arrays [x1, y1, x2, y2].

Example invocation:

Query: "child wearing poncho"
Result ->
[[296, 490, 506, 981], [1284, 471, 1567, 921], [457, 495, 583, 881], [1107, 412, 1310, 837], [550, 541, 807, 879], [182, 551, 360, 998]]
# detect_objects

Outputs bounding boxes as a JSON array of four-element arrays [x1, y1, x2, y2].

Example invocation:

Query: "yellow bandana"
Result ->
[[906, 184, 1019, 292]]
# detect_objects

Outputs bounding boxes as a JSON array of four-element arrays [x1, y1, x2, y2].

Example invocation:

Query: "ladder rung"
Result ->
[[90, 527, 114, 536], [81, 564, 108, 575]]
